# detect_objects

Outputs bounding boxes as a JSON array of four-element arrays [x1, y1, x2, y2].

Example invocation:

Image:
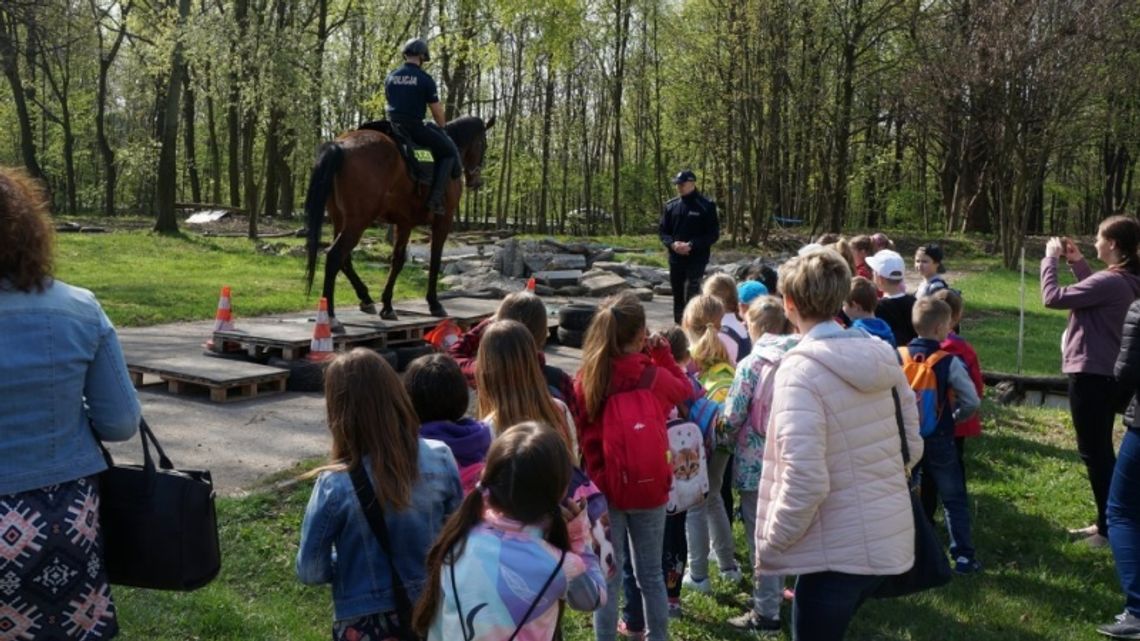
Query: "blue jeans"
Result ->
[[920, 433, 975, 560], [621, 512, 686, 631], [1108, 428, 1140, 616], [792, 571, 884, 641], [595, 506, 668, 641]]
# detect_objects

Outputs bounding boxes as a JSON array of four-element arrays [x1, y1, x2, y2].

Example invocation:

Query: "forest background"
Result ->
[[2, 0, 1138, 268]]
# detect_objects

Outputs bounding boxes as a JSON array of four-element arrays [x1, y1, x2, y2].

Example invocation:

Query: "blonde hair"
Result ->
[[578, 292, 646, 421], [912, 297, 952, 337], [778, 248, 851, 322], [682, 294, 729, 369], [702, 273, 739, 314], [475, 320, 572, 450], [746, 295, 793, 337], [496, 291, 550, 349], [310, 349, 420, 510]]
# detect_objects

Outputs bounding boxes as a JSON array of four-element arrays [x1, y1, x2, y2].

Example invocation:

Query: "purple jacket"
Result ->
[[1040, 257, 1140, 376], [419, 418, 492, 467]]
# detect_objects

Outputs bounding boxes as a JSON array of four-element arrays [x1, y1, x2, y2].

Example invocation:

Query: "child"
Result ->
[[703, 273, 751, 363], [297, 349, 463, 641], [932, 289, 985, 499], [724, 296, 799, 633], [574, 292, 694, 641], [404, 353, 492, 494], [413, 421, 607, 640], [619, 327, 699, 635], [850, 235, 874, 280], [869, 249, 918, 346], [737, 280, 769, 318], [903, 297, 982, 574], [870, 231, 894, 252], [475, 319, 578, 458], [680, 295, 742, 592], [844, 276, 897, 347], [915, 243, 951, 298], [448, 291, 577, 415]]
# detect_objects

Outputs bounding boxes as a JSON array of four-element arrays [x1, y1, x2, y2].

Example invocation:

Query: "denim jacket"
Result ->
[[296, 438, 462, 621], [0, 280, 141, 495]]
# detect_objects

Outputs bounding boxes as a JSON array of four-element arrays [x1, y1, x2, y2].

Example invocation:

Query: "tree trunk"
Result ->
[[155, 0, 191, 233], [537, 63, 555, 233], [829, 42, 856, 233], [182, 72, 202, 203], [610, 0, 631, 236]]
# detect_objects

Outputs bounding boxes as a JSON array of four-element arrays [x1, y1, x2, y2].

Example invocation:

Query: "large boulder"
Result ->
[[534, 270, 583, 288], [581, 269, 630, 297], [631, 287, 654, 302], [591, 261, 632, 278], [548, 253, 588, 270], [493, 238, 526, 278]]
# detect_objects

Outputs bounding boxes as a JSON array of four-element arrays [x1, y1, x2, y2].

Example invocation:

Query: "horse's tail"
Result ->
[[303, 141, 344, 294]]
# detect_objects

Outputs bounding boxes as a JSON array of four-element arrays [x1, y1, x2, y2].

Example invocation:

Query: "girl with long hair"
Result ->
[[573, 292, 693, 641], [679, 294, 742, 593], [476, 319, 578, 457], [1042, 215, 1140, 547], [413, 421, 606, 640], [296, 348, 462, 641]]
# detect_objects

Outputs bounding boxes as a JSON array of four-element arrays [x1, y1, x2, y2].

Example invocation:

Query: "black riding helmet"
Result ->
[[402, 38, 430, 62]]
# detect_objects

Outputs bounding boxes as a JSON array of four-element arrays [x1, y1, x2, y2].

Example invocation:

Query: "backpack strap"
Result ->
[[349, 465, 417, 639], [507, 550, 566, 641], [637, 365, 657, 390], [898, 346, 911, 362]]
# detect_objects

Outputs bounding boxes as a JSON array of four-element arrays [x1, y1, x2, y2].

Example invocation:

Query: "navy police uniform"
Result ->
[[659, 176, 719, 323], [384, 62, 456, 163]]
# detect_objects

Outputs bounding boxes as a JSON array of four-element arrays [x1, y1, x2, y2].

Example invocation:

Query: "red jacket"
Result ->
[[572, 345, 695, 494], [941, 333, 984, 438]]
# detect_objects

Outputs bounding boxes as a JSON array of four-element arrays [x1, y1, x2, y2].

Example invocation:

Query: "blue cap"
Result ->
[[738, 280, 769, 305], [671, 169, 697, 185]]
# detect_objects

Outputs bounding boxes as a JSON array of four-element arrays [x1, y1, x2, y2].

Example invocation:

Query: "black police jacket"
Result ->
[[658, 192, 719, 264]]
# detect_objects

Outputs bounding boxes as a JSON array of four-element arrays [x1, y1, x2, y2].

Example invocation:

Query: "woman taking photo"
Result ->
[[1041, 216, 1140, 547], [0, 166, 141, 639]]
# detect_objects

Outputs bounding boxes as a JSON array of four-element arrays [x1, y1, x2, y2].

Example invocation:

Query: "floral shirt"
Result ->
[[723, 333, 800, 491]]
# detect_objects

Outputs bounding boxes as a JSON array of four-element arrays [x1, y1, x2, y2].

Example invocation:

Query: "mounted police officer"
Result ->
[[384, 38, 457, 217], [659, 169, 720, 324]]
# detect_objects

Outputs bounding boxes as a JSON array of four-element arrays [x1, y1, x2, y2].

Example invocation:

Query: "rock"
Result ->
[[653, 283, 673, 296], [631, 287, 654, 302], [548, 253, 588, 270], [534, 269, 583, 288], [627, 278, 650, 290], [631, 266, 668, 285], [581, 270, 629, 297], [493, 238, 526, 278], [555, 285, 588, 296], [589, 247, 616, 264], [591, 261, 632, 277], [443, 262, 463, 276], [534, 284, 555, 296], [523, 252, 554, 275]]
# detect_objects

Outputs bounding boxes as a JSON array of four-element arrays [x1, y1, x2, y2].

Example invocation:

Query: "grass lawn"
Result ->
[[114, 399, 1125, 640]]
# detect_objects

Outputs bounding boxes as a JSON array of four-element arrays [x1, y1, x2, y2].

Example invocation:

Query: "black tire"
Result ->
[[557, 327, 585, 348], [558, 303, 597, 332], [268, 357, 327, 393], [394, 342, 436, 371]]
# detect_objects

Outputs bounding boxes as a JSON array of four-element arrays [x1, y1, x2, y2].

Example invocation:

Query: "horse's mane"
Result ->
[[445, 116, 486, 148]]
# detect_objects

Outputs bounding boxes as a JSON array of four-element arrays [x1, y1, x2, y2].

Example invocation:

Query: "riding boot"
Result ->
[[426, 156, 455, 217]]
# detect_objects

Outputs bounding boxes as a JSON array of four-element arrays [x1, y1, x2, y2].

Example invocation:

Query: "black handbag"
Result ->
[[872, 389, 953, 599], [350, 464, 422, 641], [98, 418, 221, 590]]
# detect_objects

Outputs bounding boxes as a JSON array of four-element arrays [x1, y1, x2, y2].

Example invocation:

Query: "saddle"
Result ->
[[357, 119, 461, 185]]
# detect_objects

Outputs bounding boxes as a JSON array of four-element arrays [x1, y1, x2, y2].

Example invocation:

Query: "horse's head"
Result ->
[[447, 116, 496, 190]]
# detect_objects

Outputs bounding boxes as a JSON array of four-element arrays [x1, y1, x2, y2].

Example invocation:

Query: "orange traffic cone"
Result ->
[[526, 276, 537, 292], [307, 297, 335, 362], [205, 286, 238, 351]]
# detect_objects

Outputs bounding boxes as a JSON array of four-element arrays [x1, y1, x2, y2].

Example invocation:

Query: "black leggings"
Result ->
[[1069, 373, 1122, 536]]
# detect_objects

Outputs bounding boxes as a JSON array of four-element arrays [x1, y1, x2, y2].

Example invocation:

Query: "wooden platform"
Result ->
[[212, 319, 387, 360], [128, 356, 289, 403], [394, 297, 501, 328], [334, 311, 442, 345]]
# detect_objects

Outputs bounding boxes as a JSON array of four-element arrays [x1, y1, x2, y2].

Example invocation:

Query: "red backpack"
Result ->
[[600, 366, 672, 510]]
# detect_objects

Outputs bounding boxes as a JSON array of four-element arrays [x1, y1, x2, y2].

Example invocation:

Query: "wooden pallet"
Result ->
[[335, 310, 442, 345], [212, 320, 387, 360], [128, 356, 289, 403]]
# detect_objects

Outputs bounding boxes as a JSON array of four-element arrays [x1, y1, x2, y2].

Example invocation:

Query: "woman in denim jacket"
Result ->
[[297, 348, 462, 640], [0, 166, 141, 640]]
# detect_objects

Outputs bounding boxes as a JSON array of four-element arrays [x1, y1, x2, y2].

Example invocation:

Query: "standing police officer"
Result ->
[[384, 38, 457, 217], [659, 169, 720, 324]]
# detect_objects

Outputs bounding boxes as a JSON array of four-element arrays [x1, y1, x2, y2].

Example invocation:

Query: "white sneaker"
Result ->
[[720, 566, 743, 582], [682, 572, 711, 593]]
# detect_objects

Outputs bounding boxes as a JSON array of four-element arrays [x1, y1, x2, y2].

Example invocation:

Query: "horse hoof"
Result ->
[[380, 308, 398, 321], [360, 302, 377, 315], [429, 303, 447, 317], [330, 317, 346, 334]]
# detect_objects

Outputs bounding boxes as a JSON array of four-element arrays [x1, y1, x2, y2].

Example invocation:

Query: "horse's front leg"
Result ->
[[380, 224, 411, 320], [426, 202, 453, 317]]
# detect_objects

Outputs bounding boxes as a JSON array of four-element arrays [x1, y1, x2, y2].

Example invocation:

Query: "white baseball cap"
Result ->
[[866, 249, 905, 280]]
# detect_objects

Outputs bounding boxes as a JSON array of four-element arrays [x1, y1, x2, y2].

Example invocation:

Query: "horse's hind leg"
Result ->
[[322, 225, 365, 333], [341, 255, 376, 314], [380, 224, 411, 320]]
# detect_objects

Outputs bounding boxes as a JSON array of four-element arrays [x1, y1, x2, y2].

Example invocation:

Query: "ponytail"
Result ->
[[413, 489, 486, 635], [690, 322, 729, 369], [682, 294, 727, 370]]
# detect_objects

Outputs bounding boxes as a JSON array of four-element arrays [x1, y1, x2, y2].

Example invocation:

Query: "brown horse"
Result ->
[[303, 116, 494, 331]]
